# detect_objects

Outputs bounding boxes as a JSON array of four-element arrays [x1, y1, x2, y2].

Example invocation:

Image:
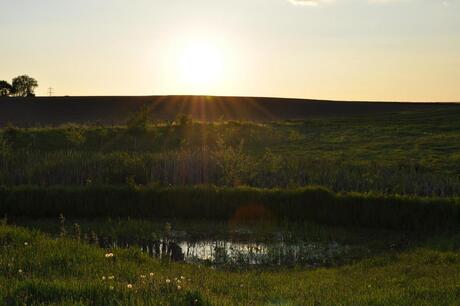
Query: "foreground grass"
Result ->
[[1, 224, 460, 305]]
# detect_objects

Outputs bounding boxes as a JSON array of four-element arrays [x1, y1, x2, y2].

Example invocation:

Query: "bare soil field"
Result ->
[[1, 95, 457, 126]]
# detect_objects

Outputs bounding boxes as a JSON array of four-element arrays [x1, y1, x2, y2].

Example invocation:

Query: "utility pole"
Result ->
[[48, 87, 54, 97]]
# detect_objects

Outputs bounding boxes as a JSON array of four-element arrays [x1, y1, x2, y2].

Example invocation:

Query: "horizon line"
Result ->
[[2, 94, 459, 105]]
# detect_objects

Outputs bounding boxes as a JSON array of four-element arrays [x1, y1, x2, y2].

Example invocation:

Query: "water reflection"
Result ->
[[99, 236, 356, 267]]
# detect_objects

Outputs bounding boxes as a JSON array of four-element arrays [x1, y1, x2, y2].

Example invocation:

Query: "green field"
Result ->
[[2, 106, 460, 305]]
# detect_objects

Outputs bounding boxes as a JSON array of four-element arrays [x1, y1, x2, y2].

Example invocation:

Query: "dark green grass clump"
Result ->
[[1, 186, 459, 230]]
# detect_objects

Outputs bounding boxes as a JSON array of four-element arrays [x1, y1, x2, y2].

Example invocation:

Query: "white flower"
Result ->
[[149, 272, 154, 277], [18, 269, 23, 274], [105, 253, 114, 258], [24, 242, 28, 246], [127, 284, 133, 289], [166, 279, 171, 284], [109, 286, 114, 290], [177, 285, 182, 290], [102, 276, 106, 280], [108, 276, 115, 280], [140, 274, 146, 279]]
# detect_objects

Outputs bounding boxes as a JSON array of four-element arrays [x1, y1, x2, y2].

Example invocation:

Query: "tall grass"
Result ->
[[0, 148, 459, 196], [2, 115, 460, 196], [1, 186, 459, 230]]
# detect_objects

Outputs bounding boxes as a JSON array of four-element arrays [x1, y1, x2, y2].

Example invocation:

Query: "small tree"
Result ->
[[0, 81, 13, 97], [11, 75, 38, 97], [127, 105, 150, 134]]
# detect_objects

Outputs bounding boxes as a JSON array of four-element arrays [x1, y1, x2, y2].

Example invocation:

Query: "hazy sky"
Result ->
[[1, 0, 459, 101]]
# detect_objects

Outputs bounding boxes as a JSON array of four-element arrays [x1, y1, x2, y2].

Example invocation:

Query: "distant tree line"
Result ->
[[0, 75, 38, 97]]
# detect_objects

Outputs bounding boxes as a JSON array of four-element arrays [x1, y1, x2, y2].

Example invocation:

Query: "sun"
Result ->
[[179, 42, 223, 88]]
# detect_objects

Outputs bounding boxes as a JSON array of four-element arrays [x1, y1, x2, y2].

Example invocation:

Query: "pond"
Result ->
[[14, 218, 416, 268]]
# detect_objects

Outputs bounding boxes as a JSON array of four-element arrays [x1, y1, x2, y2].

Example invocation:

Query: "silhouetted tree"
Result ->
[[11, 75, 38, 97], [0, 81, 13, 97]]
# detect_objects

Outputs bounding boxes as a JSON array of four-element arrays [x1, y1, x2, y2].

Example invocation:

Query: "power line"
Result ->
[[48, 87, 54, 97]]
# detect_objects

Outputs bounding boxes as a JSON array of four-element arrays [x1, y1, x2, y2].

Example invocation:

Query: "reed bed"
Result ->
[[2, 113, 460, 197], [1, 186, 459, 230]]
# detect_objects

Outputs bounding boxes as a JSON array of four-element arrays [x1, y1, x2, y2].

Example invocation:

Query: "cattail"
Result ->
[[58, 213, 66, 237], [73, 223, 81, 241]]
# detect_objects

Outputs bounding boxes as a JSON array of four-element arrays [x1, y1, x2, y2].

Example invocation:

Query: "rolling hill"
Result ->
[[0, 95, 458, 126]]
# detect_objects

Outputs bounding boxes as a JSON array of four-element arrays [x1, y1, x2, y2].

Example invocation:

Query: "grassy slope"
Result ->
[[2, 108, 460, 195], [2, 224, 460, 305]]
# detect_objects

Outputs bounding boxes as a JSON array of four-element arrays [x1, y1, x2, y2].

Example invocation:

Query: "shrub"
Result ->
[[127, 106, 150, 134]]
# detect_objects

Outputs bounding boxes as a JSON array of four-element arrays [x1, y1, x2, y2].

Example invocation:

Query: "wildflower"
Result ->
[[105, 253, 114, 258], [140, 274, 146, 279], [180, 276, 185, 280], [109, 286, 114, 290], [108, 276, 115, 280], [240, 284, 244, 288], [177, 285, 182, 290], [177, 280, 181, 284], [149, 272, 154, 277], [193, 299, 199, 304], [102, 276, 106, 280], [166, 279, 171, 284], [24, 242, 28, 246], [18, 269, 23, 274], [127, 284, 133, 289]]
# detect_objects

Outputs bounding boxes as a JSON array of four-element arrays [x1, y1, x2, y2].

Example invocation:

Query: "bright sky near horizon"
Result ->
[[1, 0, 459, 101]]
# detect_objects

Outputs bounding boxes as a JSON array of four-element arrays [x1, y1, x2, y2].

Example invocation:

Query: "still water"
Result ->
[[100, 236, 363, 267]]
